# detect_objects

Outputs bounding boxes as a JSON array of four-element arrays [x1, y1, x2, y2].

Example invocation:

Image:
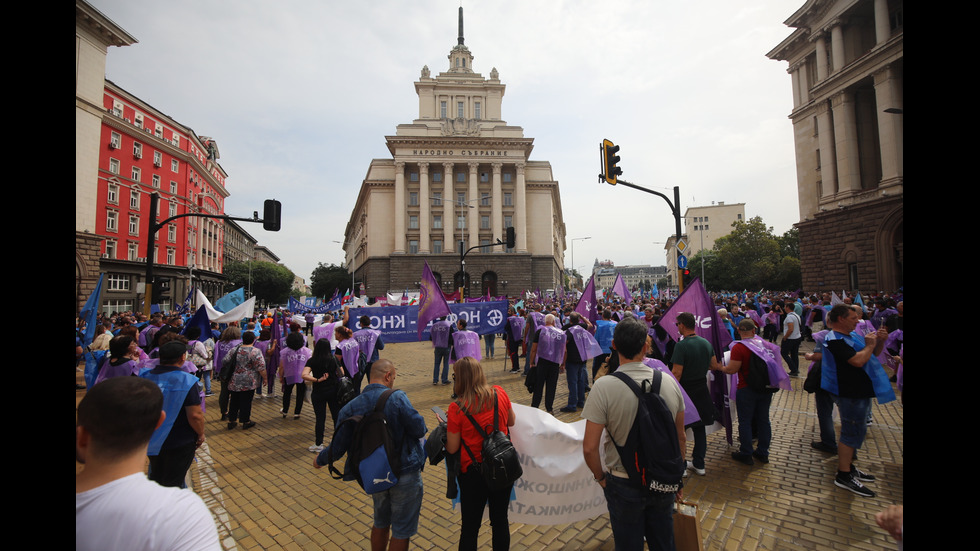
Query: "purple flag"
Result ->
[[574, 276, 598, 324], [641, 358, 701, 426], [417, 261, 451, 339], [612, 273, 632, 306]]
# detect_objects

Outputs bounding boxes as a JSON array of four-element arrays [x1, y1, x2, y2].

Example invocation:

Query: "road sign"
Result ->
[[675, 238, 689, 255], [677, 255, 688, 269]]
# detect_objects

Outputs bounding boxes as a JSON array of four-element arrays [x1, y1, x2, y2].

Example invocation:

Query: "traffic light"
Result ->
[[682, 268, 692, 288], [601, 139, 622, 185], [263, 199, 281, 231], [506, 226, 516, 248]]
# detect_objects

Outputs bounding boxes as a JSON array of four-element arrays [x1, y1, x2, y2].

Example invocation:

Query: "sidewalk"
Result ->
[[76, 339, 903, 550]]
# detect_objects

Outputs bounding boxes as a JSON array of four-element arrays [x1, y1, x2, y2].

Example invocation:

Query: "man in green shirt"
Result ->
[[671, 312, 720, 476]]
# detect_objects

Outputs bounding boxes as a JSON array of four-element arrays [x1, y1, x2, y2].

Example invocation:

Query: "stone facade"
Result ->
[[768, 0, 903, 292], [343, 8, 565, 300]]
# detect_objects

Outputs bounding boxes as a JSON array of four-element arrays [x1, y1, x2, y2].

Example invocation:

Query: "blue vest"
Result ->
[[140, 368, 198, 456]]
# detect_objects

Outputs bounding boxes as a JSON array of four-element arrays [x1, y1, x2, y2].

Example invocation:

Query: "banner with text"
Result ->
[[345, 301, 508, 343]]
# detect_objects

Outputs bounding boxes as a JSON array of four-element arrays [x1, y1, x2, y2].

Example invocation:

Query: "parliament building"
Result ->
[[342, 8, 566, 299]]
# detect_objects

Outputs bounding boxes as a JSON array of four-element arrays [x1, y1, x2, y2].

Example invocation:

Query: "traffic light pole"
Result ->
[[142, 192, 280, 315], [458, 228, 516, 300]]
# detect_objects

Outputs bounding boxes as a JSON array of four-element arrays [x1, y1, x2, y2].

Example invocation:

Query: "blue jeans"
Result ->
[[565, 361, 587, 408], [484, 333, 495, 358], [602, 474, 675, 551], [781, 337, 802, 374], [202, 370, 212, 393], [736, 386, 773, 458], [814, 389, 837, 448], [433, 347, 450, 383], [371, 470, 423, 540]]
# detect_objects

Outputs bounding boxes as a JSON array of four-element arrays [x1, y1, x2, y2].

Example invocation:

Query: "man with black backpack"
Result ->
[[313, 359, 427, 551], [582, 316, 686, 551], [713, 319, 790, 466]]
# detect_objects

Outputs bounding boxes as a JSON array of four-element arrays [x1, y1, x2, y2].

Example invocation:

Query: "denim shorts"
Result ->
[[372, 470, 423, 539], [832, 395, 871, 449]]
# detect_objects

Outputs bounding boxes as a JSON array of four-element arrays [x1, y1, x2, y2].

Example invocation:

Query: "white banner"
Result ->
[[194, 289, 256, 323]]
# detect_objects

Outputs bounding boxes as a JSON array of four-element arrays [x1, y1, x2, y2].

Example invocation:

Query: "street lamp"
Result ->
[[570, 236, 591, 289]]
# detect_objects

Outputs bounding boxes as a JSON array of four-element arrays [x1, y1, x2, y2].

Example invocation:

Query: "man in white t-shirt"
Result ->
[[780, 299, 803, 377], [76, 377, 219, 551]]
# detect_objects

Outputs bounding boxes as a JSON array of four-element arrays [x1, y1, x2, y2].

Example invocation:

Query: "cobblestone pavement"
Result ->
[[76, 338, 903, 550]]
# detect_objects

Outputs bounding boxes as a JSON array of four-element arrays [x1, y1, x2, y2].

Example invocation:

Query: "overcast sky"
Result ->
[[89, 0, 802, 286]]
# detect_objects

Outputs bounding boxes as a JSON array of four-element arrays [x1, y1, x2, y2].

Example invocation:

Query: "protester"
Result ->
[[302, 339, 345, 452], [279, 331, 313, 420], [223, 332, 267, 430], [671, 312, 721, 476]]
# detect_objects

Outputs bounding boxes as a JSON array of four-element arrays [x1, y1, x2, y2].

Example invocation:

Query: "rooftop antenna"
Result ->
[[458, 5, 464, 45]]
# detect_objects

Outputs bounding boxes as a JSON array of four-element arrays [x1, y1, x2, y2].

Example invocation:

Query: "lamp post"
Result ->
[[570, 236, 591, 289]]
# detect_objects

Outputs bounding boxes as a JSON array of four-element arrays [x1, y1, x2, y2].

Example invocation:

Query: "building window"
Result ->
[[104, 240, 116, 260], [432, 192, 442, 206], [480, 215, 490, 229], [440, 101, 447, 118], [456, 172, 465, 183], [112, 100, 123, 117], [134, 113, 143, 129], [409, 240, 419, 254], [433, 173, 442, 182], [503, 192, 513, 206], [106, 210, 118, 232], [133, 142, 142, 159], [131, 167, 141, 182], [107, 183, 119, 205], [167, 248, 175, 265], [503, 173, 512, 183], [171, 159, 179, 172], [457, 101, 464, 118], [504, 215, 512, 229], [168, 224, 176, 243], [110, 132, 120, 149], [475, 102, 481, 119], [480, 239, 491, 253], [107, 273, 130, 291], [457, 215, 466, 229], [155, 123, 163, 138], [457, 192, 466, 205], [433, 215, 442, 229], [130, 188, 140, 209], [129, 215, 139, 235], [737, 213, 742, 220], [410, 172, 419, 182], [128, 242, 138, 261], [154, 151, 162, 167], [409, 215, 419, 229], [169, 200, 177, 217], [170, 181, 178, 194], [409, 192, 419, 206], [433, 240, 443, 254], [481, 192, 490, 205], [109, 159, 120, 174]]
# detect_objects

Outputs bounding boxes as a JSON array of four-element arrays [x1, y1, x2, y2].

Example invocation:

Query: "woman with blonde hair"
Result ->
[[445, 357, 516, 551]]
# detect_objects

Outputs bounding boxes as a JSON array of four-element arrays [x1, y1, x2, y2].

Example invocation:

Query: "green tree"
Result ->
[[698, 216, 802, 292], [224, 260, 294, 306], [778, 227, 800, 259], [310, 262, 351, 299]]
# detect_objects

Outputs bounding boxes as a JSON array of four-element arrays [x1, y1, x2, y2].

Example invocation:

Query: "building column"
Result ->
[[815, 101, 838, 198], [830, 21, 845, 74], [789, 64, 802, 108], [814, 32, 828, 81], [468, 162, 479, 250], [419, 162, 430, 253], [443, 162, 454, 253], [831, 91, 862, 194], [874, 64, 903, 185], [491, 162, 503, 247], [515, 162, 527, 253], [874, 0, 891, 44], [394, 161, 406, 253]]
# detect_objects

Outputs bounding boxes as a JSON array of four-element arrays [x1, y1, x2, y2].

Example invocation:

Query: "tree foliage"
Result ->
[[694, 216, 801, 292], [310, 262, 350, 299], [224, 260, 294, 306]]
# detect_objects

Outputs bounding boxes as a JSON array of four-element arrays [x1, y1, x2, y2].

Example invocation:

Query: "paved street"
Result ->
[[77, 339, 903, 550]]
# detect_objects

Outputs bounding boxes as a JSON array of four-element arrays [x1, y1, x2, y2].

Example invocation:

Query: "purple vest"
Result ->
[[313, 323, 336, 344], [451, 331, 482, 363], [732, 337, 792, 391], [535, 326, 566, 364], [354, 329, 381, 360], [508, 316, 526, 341], [94, 358, 139, 385], [214, 339, 242, 370], [280, 347, 312, 385], [568, 325, 601, 360], [337, 339, 361, 375], [431, 321, 451, 348], [641, 357, 700, 426]]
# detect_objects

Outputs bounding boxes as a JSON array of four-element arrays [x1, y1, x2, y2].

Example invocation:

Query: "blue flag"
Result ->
[[181, 305, 212, 341], [79, 274, 105, 348], [215, 287, 245, 313]]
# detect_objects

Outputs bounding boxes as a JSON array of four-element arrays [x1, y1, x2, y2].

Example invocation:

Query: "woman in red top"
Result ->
[[445, 357, 517, 551]]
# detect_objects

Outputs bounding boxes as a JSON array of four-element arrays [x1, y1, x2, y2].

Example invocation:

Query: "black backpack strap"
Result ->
[[460, 389, 498, 466], [375, 388, 396, 412]]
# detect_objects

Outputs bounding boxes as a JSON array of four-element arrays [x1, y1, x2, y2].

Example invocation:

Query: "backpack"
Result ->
[[460, 389, 523, 491], [745, 352, 779, 393], [609, 371, 685, 494], [327, 389, 402, 494]]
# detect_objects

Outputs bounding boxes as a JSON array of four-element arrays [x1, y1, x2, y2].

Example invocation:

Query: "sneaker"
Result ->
[[850, 466, 875, 483], [205, 392, 215, 397], [834, 472, 876, 497], [441, 381, 451, 385], [731, 452, 753, 466], [810, 441, 838, 454], [242, 421, 256, 429], [510, 368, 520, 374], [308, 444, 325, 452], [433, 381, 439, 386], [559, 406, 577, 413], [686, 461, 706, 476]]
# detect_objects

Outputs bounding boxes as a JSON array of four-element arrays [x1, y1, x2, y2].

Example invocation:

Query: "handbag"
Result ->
[[218, 346, 240, 383], [673, 499, 704, 551]]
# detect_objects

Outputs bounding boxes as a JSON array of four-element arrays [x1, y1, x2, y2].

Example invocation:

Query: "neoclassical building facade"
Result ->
[[768, 0, 903, 292], [343, 9, 566, 299]]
